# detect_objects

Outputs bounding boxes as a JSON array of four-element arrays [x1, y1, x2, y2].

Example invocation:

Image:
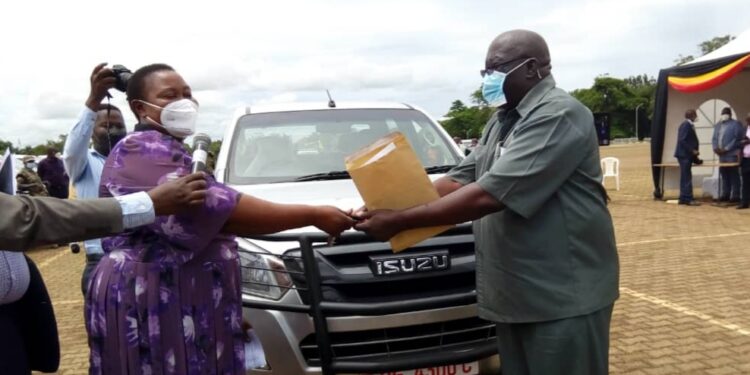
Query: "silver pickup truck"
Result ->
[[215, 102, 500, 374]]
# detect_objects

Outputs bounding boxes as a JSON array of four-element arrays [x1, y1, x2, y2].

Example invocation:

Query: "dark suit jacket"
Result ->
[[674, 120, 699, 159], [0, 193, 123, 251]]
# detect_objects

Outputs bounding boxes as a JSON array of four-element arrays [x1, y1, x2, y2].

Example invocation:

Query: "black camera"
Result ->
[[111, 64, 133, 92]]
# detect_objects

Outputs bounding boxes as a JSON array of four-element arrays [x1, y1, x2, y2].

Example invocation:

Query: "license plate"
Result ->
[[366, 361, 479, 375]]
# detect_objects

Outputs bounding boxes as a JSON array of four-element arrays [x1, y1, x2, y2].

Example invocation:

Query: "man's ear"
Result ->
[[130, 100, 143, 120], [525, 59, 540, 79]]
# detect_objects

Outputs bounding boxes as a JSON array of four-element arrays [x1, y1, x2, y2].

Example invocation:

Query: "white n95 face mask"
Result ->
[[720, 114, 730, 122], [140, 98, 199, 138]]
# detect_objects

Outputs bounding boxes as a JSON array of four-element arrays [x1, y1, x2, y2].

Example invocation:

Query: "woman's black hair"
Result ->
[[126, 63, 175, 119]]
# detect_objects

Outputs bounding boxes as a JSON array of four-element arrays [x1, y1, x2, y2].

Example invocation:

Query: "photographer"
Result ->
[[62, 63, 129, 296]]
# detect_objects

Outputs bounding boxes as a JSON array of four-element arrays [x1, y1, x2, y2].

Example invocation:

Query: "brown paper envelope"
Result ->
[[346, 132, 452, 252]]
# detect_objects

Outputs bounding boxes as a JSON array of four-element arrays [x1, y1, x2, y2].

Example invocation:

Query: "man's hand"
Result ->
[[147, 172, 208, 216], [352, 205, 368, 218], [312, 206, 356, 237], [353, 209, 403, 241], [714, 148, 725, 155], [85, 63, 116, 111]]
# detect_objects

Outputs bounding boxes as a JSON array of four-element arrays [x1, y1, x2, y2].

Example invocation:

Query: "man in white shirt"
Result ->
[[63, 63, 129, 295]]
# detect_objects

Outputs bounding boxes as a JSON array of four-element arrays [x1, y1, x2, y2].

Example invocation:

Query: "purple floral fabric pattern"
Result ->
[[85, 130, 245, 374]]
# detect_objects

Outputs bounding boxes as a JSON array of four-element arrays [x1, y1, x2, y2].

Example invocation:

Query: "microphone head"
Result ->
[[192, 133, 211, 148]]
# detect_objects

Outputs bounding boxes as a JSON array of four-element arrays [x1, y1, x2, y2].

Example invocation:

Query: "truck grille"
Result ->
[[283, 235, 476, 305], [299, 316, 496, 366]]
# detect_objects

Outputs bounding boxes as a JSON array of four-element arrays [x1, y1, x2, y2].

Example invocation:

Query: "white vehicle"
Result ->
[[215, 102, 500, 374]]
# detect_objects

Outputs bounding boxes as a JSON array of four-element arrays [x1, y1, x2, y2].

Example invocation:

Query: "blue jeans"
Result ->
[[678, 158, 693, 203]]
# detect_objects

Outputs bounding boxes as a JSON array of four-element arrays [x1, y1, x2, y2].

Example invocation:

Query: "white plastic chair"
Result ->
[[701, 166, 720, 199], [601, 157, 620, 191]]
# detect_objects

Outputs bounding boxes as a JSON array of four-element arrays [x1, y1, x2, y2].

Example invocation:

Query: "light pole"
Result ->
[[635, 103, 644, 140]]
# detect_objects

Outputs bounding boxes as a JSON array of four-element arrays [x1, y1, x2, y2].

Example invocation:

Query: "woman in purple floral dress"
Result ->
[[86, 64, 354, 375]]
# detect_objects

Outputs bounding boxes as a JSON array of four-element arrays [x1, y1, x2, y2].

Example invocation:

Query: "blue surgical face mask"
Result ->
[[481, 59, 532, 108]]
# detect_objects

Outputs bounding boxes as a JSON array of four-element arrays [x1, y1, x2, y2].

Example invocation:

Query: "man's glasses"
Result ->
[[480, 57, 530, 77]]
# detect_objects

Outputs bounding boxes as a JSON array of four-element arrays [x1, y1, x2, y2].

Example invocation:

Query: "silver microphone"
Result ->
[[191, 133, 212, 173]]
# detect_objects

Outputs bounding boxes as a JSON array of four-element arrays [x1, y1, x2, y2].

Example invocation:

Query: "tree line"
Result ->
[[0, 136, 222, 160], [439, 75, 656, 140], [440, 35, 734, 141], [0, 135, 68, 156]]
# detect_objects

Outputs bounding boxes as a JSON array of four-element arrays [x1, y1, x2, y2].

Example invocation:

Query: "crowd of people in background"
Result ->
[[453, 136, 479, 156], [15, 149, 69, 198], [674, 106, 750, 208]]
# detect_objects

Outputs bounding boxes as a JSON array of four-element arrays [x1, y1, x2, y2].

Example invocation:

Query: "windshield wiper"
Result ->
[[294, 170, 351, 182], [294, 166, 454, 181], [424, 165, 457, 174]]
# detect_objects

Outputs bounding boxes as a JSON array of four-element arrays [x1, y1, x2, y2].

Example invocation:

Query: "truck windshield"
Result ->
[[226, 108, 461, 184]]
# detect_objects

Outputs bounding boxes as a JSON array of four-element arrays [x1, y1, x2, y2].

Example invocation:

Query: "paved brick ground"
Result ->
[[600, 143, 750, 374], [28, 142, 750, 374]]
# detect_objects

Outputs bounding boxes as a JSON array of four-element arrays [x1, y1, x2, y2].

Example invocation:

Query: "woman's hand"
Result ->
[[313, 206, 356, 237], [352, 205, 368, 218]]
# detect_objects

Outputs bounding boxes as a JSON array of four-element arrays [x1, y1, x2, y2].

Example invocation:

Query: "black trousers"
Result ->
[[47, 185, 69, 200], [677, 157, 693, 203], [81, 253, 103, 296], [741, 158, 750, 206], [719, 166, 740, 201], [0, 257, 59, 374]]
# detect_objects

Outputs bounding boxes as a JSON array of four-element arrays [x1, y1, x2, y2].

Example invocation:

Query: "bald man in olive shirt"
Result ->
[[356, 30, 618, 375]]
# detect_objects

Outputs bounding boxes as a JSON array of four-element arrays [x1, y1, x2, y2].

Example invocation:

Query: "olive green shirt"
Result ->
[[16, 168, 49, 197], [448, 76, 619, 323]]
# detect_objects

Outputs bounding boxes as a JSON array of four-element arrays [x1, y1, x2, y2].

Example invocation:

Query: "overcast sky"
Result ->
[[1, 0, 748, 146]]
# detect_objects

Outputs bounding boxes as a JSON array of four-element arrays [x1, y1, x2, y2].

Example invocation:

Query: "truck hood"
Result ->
[[226, 175, 444, 254], [229, 179, 364, 211]]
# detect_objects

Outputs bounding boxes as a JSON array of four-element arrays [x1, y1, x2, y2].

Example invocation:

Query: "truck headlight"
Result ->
[[238, 244, 294, 300]]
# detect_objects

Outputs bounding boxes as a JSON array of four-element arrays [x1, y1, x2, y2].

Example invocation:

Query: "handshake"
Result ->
[[312, 206, 400, 242], [306, 206, 400, 241]]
